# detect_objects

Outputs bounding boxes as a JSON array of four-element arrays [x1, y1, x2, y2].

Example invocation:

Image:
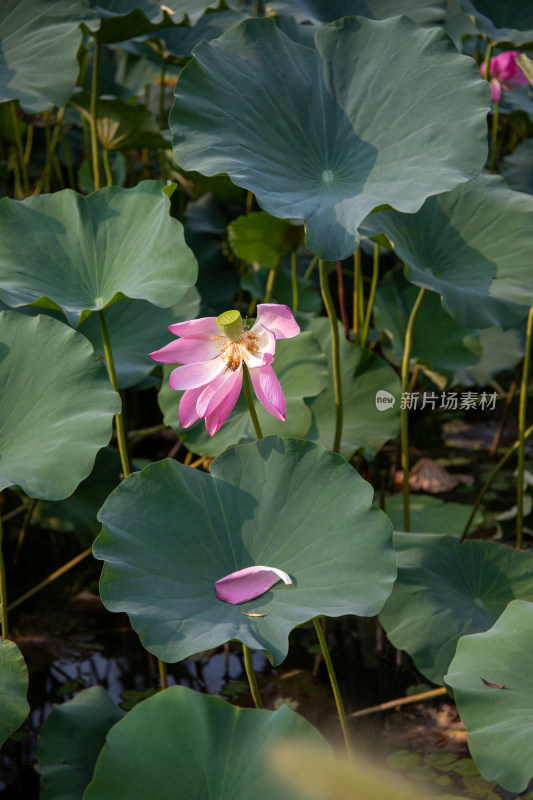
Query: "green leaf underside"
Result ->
[[458, 0, 533, 44], [446, 600, 533, 793], [0, 639, 30, 748], [380, 534, 533, 685], [267, 0, 445, 26], [228, 212, 304, 268], [171, 15, 489, 260], [303, 318, 401, 459], [0, 181, 197, 327], [37, 687, 124, 800], [87, 0, 232, 43], [158, 332, 328, 458], [0, 312, 119, 500], [85, 686, 328, 799], [94, 437, 395, 665], [362, 174, 533, 330]]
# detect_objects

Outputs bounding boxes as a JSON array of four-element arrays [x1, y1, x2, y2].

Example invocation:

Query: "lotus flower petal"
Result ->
[[214, 566, 292, 604]]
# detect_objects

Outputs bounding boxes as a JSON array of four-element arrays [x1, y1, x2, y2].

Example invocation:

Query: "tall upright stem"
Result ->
[[490, 101, 500, 173], [516, 306, 533, 549], [361, 243, 379, 348], [90, 36, 101, 191], [461, 423, 533, 542], [243, 644, 263, 708], [103, 148, 113, 187], [352, 246, 362, 343], [313, 617, 350, 753], [243, 364, 263, 440], [0, 513, 8, 639], [264, 268, 276, 303], [97, 310, 131, 477], [319, 260, 343, 454], [400, 287, 426, 532], [10, 102, 29, 196], [291, 251, 299, 313]]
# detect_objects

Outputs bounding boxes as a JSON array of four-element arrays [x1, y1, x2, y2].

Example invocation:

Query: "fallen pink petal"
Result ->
[[214, 566, 293, 605], [150, 304, 299, 436]]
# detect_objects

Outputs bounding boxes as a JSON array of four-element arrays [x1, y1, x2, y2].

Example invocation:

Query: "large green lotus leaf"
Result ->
[[70, 90, 168, 151], [454, 325, 524, 387], [374, 270, 481, 377], [87, 0, 231, 44], [384, 496, 482, 535], [267, 0, 445, 25], [158, 332, 328, 458], [500, 140, 533, 195], [303, 318, 401, 459], [34, 448, 124, 546], [171, 16, 489, 261], [457, 0, 533, 44], [37, 687, 124, 800], [0, 181, 197, 327], [79, 288, 200, 389], [0, 312, 119, 500], [362, 174, 533, 330], [94, 437, 396, 665], [228, 212, 304, 269], [0, 0, 96, 112], [380, 534, 533, 685], [0, 639, 30, 748], [85, 685, 328, 800], [446, 600, 533, 793]]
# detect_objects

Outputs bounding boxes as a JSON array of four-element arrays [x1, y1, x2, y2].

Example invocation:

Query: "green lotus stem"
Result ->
[[352, 246, 362, 343], [243, 643, 263, 708], [0, 513, 8, 639], [400, 287, 426, 532], [243, 364, 263, 440], [490, 100, 500, 173], [103, 148, 113, 187], [303, 254, 318, 281], [349, 686, 447, 719], [291, 251, 299, 313], [37, 106, 67, 194], [59, 125, 76, 188], [461, 423, 533, 542], [313, 617, 351, 753], [23, 122, 34, 167], [159, 57, 167, 129], [97, 310, 131, 477], [264, 267, 277, 303], [361, 242, 379, 348], [13, 498, 37, 568], [90, 35, 101, 191], [483, 41, 493, 80], [245, 190, 254, 215], [516, 306, 533, 549], [8, 546, 92, 612], [319, 260, 343, 454], [9, 102, 29, 196], [1, 503, 26, 524], [158, 658, 168, 690], [128, 423, 167, 438]]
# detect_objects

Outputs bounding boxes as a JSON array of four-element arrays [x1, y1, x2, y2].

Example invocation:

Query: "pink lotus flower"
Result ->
[[480, 51, 529, 102], [215, 565, 293, 604], [150, 304, 299, 436]]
